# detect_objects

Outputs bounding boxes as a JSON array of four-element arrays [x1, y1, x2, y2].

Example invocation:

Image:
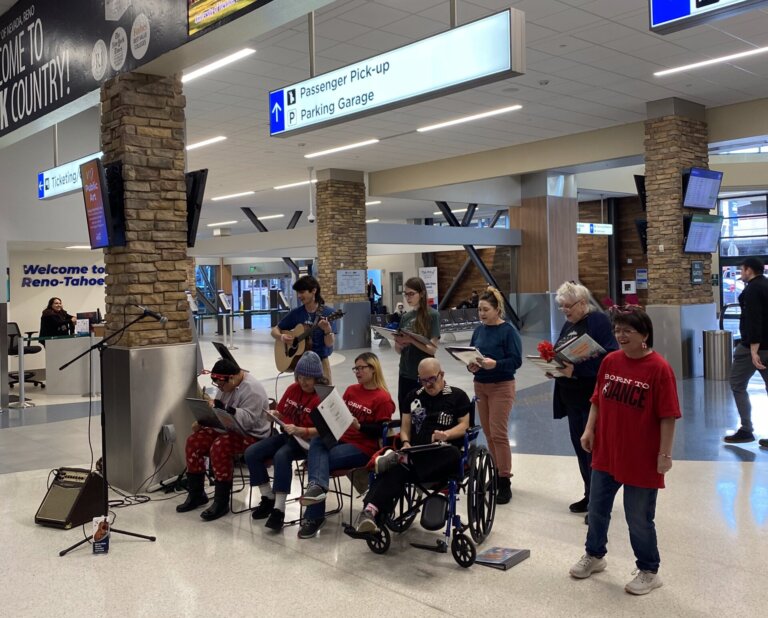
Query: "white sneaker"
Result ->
[[625, 570, 663, 595], [569, 554, 607, 579]]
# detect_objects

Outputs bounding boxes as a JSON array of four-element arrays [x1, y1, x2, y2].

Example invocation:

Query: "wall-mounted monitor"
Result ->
[[682, 167, 723, 210], [633, 175, 647, 210], [635, 219, 648, 254], [185, 169, 208, 247], [80, 159, 126, 249], [683, 214, 723, 254]]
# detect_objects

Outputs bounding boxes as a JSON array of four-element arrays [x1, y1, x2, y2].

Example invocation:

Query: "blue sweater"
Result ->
[[470, 321, 522, 384]]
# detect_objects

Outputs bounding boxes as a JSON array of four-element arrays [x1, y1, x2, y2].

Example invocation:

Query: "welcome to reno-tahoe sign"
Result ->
[[0, 0, 189, 140]]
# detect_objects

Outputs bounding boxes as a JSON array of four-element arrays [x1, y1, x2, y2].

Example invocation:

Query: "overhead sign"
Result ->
[[188, 0, 274, 37], [269, 8, 525, 137], [649, 0, 768, 34], [576, 222, 613, 236], [38, 152, 103, 200]]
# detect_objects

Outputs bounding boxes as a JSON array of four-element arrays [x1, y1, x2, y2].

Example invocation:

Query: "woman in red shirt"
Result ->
[[569, 306, 680, 596], [245, 351, 326, 531], [298, 352, 395, 539]]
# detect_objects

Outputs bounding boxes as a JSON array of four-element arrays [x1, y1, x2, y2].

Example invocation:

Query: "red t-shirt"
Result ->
[[590, 351, 681, 489], [340, 384, 395, 456], [277, 382, 319, 429]]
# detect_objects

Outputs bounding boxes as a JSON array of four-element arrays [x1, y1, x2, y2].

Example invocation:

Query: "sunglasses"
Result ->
[[610, 304, 643, 315], [418, 372, 442, 386]]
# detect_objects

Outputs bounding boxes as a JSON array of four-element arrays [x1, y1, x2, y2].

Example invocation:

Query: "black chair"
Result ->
[[8, 322, 44, 388]]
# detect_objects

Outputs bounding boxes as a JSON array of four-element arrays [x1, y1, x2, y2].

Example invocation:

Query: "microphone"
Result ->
[[134, 304, 168, 324]]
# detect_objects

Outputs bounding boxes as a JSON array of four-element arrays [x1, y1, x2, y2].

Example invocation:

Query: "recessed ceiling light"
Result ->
[[211, 191, 254, 201], [182, 48, 256, 82], [207, 220, 238, 227], [65, 245, 91, 250], [433, 208, 467, 215], [304, 139, 380, 159], [365, 201, 382, 206], [258, 214, 285, 220], [417, 105, 522, 133], [654, 45, 768, 76], [274, 179, 318, 190], [187, 136, 227, 151], [366, 218, 380, 223]]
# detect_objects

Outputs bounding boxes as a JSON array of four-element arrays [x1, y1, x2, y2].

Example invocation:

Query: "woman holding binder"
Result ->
[[394, 277, 440, 414], [552, 281, 617, 519], [244, 351, 326, 531], [467, 287, 522, 504], [297, 352, 395, 539]]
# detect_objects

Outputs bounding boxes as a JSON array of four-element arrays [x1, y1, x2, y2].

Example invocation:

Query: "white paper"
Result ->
[[446, 346, 484, 366], [267, 410, 310, 450], [316, 387, 354, 440]]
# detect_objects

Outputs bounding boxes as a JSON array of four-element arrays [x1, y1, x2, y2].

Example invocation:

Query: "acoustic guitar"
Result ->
[[274, 309, 344, 372]]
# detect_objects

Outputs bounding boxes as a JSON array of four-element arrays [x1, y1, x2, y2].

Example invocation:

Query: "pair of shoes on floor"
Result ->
[[723, 429, 755, 443], [251, 496, 275, 520], [759, 438, 768, 449], [374, 449, 400, 474], [569, 555, 662, 595], [265, 508, 285, 531], [299, 482, 327, 506], [298, 517, 325, 539], [353, 509, 379, 534], [569, 497, 589, 513]]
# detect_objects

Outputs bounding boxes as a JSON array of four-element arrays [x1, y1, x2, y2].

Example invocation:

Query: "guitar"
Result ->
[[274, 309, 344, 372]]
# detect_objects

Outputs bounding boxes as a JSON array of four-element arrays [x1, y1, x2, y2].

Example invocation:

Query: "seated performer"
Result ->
[[353, 358, 471, 534], [177, 359, 271, 521]]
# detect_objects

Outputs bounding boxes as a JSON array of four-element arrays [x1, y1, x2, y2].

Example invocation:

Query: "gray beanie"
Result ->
[[295, 351, 324, 378]]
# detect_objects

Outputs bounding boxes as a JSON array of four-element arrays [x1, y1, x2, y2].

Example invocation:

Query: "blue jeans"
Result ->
[[586, 469, 660, 572], [304, 437, 369, 520], [244, 433, 306, 494]]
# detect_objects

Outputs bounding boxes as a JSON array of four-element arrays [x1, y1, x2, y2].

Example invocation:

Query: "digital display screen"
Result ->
[[683, 167, 723, 210], [684, 214, 723, 253], [80, 159, 110, 249], [188, 0, 267, 36]]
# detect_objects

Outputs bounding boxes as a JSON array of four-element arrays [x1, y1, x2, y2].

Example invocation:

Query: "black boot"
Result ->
[[200, 481, 232, 521], [176, 473, 208, 513], [497, 476, 512, 504]]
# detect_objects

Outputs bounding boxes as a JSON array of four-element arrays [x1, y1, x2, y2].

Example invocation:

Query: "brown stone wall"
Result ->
[[315, 179, 367, 306], [100, 73, 192, 346], [644, 115, 713, 305], [434, 247, 512, 307]]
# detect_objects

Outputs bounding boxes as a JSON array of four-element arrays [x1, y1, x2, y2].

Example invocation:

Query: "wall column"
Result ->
[[314, 168, 368, 349], [644, 97, 717, 377]]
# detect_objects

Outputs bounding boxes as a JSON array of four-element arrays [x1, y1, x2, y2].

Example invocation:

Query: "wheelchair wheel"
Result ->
[[384, 482, 418, 533], [366, 526, 391, 555], [451, 532, 476, 568], [467, 446, 496, 544]]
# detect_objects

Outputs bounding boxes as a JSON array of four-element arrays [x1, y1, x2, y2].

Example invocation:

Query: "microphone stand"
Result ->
[[58, 313, 157, 557]]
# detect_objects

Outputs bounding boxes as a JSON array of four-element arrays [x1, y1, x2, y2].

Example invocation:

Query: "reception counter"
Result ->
[[44, 335, 101, 396]]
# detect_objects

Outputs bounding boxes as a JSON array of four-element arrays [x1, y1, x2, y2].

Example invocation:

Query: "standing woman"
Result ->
[[570, 306, 680, 596], [552, 282, 618, 517], [394, 277, 440, 414], [39, 297, 76, 338], [468, 287, 522, 504]]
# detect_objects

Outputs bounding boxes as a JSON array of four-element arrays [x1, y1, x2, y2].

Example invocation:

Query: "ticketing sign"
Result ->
[[38, 152, 103, 200], [649, 0, 768, 34], [576, 222, 613, 235], [269, 8, 525, 137]]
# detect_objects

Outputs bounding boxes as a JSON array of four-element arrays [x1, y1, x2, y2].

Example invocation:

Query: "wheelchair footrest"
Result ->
[[410, 539, 448, 554], [343, 524, 375, 540]]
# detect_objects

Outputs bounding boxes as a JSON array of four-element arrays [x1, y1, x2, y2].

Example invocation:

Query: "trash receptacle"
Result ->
[[703, 330, 733, 380]]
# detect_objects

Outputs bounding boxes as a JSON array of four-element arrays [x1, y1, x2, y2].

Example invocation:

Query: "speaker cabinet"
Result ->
[[35, 468, 105, 529]]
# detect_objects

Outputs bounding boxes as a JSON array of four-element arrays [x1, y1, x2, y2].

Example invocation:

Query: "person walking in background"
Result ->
[[724, 257, 768, 448], [394, 277, 440, 414], [552, 282, 618, 518], [569, 306, 680, 596], [467, 287, 522, 504], [367, 278, 380, 314]]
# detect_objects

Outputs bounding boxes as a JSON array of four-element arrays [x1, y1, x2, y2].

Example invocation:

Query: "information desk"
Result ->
[[42, 335, 102, 396]]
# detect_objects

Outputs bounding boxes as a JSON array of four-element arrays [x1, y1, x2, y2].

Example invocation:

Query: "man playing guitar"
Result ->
[[271, 275, 336, 381]]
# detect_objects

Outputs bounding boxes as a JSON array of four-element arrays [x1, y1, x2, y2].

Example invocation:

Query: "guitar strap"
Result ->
[[305, 304, 325, 352]]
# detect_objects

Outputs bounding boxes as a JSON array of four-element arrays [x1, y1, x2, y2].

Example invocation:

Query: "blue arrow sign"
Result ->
[[269, 90, 285, 135], [37, 173, 45, 199]]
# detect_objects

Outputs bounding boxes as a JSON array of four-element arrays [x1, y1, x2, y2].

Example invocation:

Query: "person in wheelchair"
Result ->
[[353, 358, 471, 534]]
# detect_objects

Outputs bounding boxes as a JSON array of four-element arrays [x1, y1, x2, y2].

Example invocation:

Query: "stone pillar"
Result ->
[[100, 73, 191, 346], [643, 97, 717, 378], [314, 169, 369, 350]]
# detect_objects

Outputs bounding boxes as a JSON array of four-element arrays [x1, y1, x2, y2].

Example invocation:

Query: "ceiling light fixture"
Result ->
[[187, 136, 227, 151], [654, 46, 768, 76], [207, 220, 238, 227], [366, 218, 380, 223], [65, 245, 91, 250], [182, 48, 256, 82], [304, 139, 380, 159], [417, 104, 522, 133], [274, 179, 318, 190], [433, 208, 467, 215], [258, 214, 285, 220], [365, 200, 382, 206], [211, 191, 255, 201]]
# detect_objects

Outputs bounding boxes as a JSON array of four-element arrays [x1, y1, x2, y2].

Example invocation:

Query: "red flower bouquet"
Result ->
[[537, 340, 556, 362]]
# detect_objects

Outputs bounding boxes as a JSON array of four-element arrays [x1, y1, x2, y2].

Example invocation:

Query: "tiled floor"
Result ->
[[2, 318, 767, 616]]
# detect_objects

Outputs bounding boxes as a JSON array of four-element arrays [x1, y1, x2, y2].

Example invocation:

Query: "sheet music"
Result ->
[[316, 387, 354, 440]]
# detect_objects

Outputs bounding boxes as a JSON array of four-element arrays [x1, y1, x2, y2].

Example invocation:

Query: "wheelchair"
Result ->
[[345, 425, 497, 568]]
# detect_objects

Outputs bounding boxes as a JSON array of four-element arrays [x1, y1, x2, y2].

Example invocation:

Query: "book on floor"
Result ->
[[475, 547, 530, 570]]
